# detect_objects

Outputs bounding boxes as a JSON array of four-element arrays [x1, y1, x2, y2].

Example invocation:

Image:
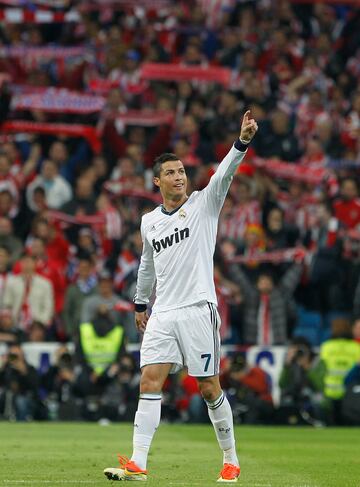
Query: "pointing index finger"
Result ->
[[243, 110, 251, 124]]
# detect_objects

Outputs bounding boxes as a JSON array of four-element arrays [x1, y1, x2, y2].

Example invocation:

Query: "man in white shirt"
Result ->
[[104, 111, 258, 483], [27, 159, 72, 210]]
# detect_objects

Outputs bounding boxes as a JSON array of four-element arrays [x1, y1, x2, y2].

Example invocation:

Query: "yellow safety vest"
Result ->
[[79, 323, 124, 375], [320, 339, 360, 400]]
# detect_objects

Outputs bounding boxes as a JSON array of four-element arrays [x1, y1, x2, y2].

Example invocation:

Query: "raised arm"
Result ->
[[133, 219, 156, 332], [203, 110, 258, 212]]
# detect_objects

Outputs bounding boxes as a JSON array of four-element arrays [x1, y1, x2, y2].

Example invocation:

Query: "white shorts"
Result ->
[[140, 301, 221, 377]]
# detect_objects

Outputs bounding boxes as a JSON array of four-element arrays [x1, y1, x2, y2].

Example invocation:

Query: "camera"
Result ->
[[292, 346, 309, 362]]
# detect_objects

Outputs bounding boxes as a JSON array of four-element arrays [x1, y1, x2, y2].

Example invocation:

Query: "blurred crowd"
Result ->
[[0, 0, 360, 423]]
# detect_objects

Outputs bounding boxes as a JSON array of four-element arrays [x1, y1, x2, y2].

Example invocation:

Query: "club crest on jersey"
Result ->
[[179, 209, 187, 219], [152, 227, 189, 253]]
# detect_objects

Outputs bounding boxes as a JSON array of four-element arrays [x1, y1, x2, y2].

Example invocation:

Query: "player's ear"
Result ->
[[153, 176, 160, 188]]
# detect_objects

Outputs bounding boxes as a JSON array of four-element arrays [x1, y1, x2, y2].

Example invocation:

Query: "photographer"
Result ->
[[279, 337, 325, 424], [221, 355, 274, 424], [99, 353, 140, 422], [0, 344, 42, 421], [42, 345, 79, 421]]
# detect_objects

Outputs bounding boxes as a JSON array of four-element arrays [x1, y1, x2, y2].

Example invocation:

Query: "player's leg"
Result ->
[[197, 374, 240, 482], [131, 363, 173, 470], [104, 363, 171, 481], [177, 302, 240, 482], [105, 310, 182, 481]]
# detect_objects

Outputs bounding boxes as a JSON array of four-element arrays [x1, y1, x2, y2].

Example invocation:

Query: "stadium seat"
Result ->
[[292, 326, 320, 346]]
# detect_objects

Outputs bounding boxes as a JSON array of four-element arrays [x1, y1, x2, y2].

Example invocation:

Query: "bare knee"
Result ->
[[140, 364, 171, 394], [197, 376, 222, 402], [140, 374, 162, 394]]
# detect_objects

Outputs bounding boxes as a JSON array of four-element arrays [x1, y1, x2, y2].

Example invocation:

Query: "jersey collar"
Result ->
[[160, 198, 188, 216]]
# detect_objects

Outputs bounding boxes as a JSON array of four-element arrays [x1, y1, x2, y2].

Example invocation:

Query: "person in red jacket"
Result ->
[[333, 178, 360, 229], [13, 238, 66, 314], [221, 355, 274, 424]]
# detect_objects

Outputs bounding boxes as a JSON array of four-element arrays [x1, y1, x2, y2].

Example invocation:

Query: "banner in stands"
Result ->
[[0, 343, 286, 404], [0, 121, 102, 153], [11, 89, 105, 114], [0, 46, 85, 60], [140, 63, 232, 87], [79, 0, 171, 9], [0, 8, 81, 23], [0, 1, 67, 6]]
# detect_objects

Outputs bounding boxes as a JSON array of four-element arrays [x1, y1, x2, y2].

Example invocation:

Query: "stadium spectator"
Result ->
[[264, 207, 300, 251], [99, 352, 140, 422], [63, 255, 98, 339], [304, 201, 345, 313], [74, 305, 126, 419], [254, 109, 300, 162], [48, 140, 90, 184], [0, 308, 26, 345], [13, 238, 66, 315], [61, 175, 96, 217], [42, 345, 79, 421], [333, 178, 360, 230], [278, 337, 325, 425], [221, 355, 274, 425], [0, 218, 23, 266], [27, 159, 72, 210], [2, 253, 54, 332], [29, 217, 70, 272], [0, 343, 44, 421], [81, 269, 121, 325], [319, 318, 360, 425], [175, 372, 208, 424], [229, 263, 303, 345]]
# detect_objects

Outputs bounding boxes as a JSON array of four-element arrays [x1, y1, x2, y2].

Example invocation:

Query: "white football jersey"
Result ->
[[135, 144, 247, 312]]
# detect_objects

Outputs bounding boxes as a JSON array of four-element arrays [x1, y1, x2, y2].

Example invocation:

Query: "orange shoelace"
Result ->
[[117, 454, 130, 467]]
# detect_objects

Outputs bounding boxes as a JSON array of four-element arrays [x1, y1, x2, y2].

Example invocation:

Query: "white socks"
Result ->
[[131, 393, 162, 470], [206, 391, 239, 467]]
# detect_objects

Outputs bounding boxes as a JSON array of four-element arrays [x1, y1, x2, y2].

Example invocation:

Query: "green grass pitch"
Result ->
[[0, 423, 359, 486]]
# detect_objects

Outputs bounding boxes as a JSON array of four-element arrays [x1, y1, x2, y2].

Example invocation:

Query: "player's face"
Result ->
[[154, 160, 187, 200]]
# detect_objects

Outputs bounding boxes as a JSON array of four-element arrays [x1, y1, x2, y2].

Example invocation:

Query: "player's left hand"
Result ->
[[239, 110, 258, 143]]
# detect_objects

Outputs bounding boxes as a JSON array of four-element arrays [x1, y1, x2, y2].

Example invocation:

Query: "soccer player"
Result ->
[[104, 111, 258, 482]]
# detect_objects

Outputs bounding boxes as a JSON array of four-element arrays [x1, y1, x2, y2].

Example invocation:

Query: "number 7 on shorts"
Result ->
[[201, 353, 211, 372]]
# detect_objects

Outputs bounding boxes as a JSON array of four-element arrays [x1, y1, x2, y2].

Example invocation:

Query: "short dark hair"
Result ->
[[153, 153, 179, 178]]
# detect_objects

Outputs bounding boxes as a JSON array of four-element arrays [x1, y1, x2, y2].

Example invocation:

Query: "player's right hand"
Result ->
[[135, 311, 149, 333]]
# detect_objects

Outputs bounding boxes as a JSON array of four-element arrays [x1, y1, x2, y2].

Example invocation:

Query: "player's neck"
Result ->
[[162, 194, 188, 213]]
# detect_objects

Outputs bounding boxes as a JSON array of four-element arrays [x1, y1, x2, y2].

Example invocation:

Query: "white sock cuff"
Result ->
[[139, 393, 162, 401], [206, 391, 225, 410]]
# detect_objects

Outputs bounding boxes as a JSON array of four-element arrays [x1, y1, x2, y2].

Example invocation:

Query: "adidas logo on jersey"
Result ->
[[152, 227, 189, 253]]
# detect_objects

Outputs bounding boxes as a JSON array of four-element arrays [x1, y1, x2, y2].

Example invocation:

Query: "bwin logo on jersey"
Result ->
[[152, 227, 189, 253]]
